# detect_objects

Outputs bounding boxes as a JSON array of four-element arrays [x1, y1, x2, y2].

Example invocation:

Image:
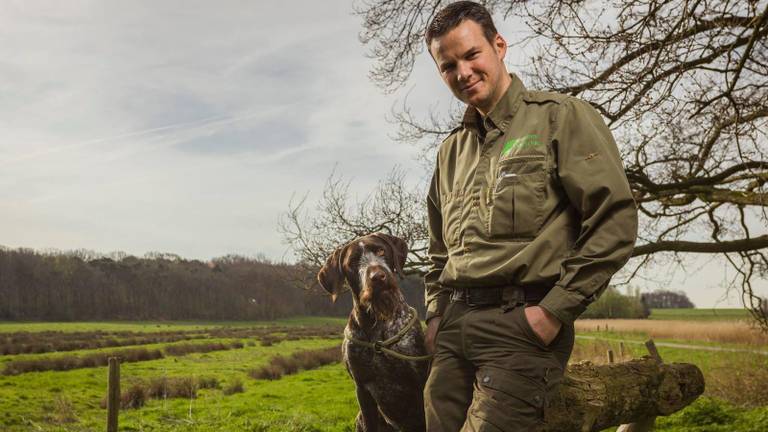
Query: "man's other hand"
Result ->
[[524, 305, 562, 346], [425, 317, 442, 354]]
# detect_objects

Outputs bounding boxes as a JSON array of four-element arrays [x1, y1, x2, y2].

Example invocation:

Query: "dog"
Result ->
[[318, 233, 429, 432]]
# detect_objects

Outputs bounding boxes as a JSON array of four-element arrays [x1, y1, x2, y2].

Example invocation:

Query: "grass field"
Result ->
[[575, 318, 768, 346], [0, 311, 766, 431], [648, 308, 752, 321], [0, 319, 353, 431]]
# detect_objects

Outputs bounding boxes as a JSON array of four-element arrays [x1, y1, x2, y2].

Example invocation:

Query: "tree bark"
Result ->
[[543, 358, 705, 432]]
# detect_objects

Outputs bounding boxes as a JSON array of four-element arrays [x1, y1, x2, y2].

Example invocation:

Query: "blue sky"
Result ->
[[0, 0, 761, 308]]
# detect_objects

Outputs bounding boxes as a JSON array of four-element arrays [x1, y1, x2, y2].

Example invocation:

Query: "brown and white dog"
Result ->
[[318, 233, 429, 432]]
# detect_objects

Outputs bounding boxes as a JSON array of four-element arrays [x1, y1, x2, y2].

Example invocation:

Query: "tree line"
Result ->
[[0, 247, 426, 321], [641, 290, 696, 309]]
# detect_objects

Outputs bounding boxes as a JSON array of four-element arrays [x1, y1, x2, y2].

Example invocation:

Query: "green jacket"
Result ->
[[425, 74, 638, 326]]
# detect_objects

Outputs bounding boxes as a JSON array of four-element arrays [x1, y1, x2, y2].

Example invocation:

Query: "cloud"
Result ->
[[178, 115, 308, 155], [0, 0, 423, 263]]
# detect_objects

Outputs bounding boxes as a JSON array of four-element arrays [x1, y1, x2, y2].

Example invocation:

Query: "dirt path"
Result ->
[[576, 335, 768, 356]]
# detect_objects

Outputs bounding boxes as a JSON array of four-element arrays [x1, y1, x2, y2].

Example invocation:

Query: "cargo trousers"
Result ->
[[424, 300, 575, 431]]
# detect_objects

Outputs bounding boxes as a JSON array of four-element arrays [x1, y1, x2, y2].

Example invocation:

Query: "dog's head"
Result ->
[[317, 233, 408, 320]]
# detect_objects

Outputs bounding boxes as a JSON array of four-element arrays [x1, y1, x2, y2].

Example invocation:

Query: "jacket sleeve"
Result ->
[[538, 98, 638, 325], [424, 156, 450, 323]]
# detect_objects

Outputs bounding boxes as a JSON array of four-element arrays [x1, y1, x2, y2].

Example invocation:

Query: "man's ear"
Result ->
[[317, 245, 349, 303], [492, 32, 507, 61], [372, 233, 408, 277]]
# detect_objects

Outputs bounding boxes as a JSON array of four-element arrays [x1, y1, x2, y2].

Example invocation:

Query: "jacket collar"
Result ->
[[462, 73, 525, 133]]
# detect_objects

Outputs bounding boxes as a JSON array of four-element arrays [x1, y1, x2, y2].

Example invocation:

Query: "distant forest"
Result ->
[[0, 248, 426, 321]]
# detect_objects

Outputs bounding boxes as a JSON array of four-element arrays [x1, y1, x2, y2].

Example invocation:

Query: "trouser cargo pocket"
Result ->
[[464, 366, 546, 432]]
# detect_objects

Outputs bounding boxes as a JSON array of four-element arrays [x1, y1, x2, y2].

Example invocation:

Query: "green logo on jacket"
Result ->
[[501, 134, 541, 157]]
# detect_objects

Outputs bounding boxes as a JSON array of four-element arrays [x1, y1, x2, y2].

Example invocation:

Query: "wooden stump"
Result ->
[[541, 358, 704, 432]]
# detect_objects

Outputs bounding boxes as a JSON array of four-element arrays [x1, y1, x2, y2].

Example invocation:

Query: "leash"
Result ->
[[345, 306, 434, 362]]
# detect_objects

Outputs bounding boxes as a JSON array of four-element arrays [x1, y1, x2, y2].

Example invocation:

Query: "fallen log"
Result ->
[[542, 357, 705, 431]]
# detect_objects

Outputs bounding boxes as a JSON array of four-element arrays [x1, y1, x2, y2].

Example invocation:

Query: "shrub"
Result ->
[[1, 348, 160, 375], [121, 383, 147, 409], [223, 378, 245, 395], [45, 396, 78, 424], [147, 376, 196, 399], [251, 364, 284, 380], [163, 341, 242, 356], [197, 376, 220, 390], [581, 286, 649, 319], [100, 375, 218, 410], [249, 345, 341, 381]]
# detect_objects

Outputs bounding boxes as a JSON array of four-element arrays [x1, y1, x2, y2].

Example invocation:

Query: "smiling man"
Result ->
[[421, 2, 638, 431]]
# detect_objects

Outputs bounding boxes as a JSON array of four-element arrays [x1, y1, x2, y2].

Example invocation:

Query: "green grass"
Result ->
[[648, 308, 751, 321], [117, 363, 357, 432], [600, 398, 768, 432], [655, 397, 768, 432], [1, 317, 766, 431], [573, 335, 767, 376], [0, 336, 346, 431]]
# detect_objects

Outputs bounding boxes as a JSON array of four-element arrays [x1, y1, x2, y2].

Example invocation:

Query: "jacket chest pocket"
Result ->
[[487, 155, 547, 239]]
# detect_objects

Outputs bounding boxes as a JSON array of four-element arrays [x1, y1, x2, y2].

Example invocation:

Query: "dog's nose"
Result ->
[[370, 269, 386, 282]]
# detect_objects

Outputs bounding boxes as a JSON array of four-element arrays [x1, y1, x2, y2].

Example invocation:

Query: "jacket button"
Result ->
[[482, 376, 490, 384]]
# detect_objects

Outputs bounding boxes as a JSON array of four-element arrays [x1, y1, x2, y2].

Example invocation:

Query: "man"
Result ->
[[422, 2, 638, 431]]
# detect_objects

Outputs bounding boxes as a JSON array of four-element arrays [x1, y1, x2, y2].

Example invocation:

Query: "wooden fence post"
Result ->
[[107, 357, 120, 432], [645, 339, 663, 363]]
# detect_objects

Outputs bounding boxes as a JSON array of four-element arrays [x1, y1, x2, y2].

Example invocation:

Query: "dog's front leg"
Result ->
[[355, 384, 381, 432]]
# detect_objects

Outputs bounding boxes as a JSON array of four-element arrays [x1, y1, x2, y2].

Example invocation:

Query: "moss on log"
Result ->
[[542, 357, 705, 431]]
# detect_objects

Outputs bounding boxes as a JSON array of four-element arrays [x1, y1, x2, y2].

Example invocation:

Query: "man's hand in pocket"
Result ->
[[524, 306, 562, 345]]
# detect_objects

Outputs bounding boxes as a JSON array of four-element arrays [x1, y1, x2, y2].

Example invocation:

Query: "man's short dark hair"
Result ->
[[425, 1, 498, 48]]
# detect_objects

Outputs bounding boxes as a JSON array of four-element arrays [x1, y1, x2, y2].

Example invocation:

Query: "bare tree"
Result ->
[[283, 0, 768, 328], [279, 166, 430, 275]]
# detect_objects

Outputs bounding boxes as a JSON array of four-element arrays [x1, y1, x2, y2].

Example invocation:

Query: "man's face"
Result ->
[[429, 19, 508, 115]]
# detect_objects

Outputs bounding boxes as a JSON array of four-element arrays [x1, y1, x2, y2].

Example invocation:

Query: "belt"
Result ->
[[449, 285, 548, 307]]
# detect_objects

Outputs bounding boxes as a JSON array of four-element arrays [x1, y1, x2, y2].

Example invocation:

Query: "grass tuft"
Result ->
[[2, 348, 163, 375], [223, 378, 245, 395], [249, 345, 341, 380]]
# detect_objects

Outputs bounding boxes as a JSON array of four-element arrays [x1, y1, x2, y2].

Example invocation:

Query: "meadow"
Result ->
[[0, 310, 766, 431]]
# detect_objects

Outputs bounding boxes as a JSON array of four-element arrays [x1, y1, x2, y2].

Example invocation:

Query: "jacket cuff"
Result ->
[[538, 285, 589, 326], [425, 292, 450, 322]]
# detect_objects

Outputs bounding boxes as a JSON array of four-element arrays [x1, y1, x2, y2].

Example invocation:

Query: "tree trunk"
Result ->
[[543, 358, 705, 432]]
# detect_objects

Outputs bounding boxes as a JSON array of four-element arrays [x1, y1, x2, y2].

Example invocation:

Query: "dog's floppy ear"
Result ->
[[372, 233, 408, 277], [317, 244, 349, 303]]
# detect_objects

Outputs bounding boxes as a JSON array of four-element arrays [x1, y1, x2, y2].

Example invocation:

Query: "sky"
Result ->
[[0, 0, 762, 308]]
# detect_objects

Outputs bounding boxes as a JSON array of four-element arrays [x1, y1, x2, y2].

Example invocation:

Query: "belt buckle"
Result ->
[[501, 285, 526, 310], [463, 287, 477, 307]]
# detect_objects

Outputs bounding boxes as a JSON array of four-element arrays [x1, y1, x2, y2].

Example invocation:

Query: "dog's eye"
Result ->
[[375, 248, 385, 257]]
